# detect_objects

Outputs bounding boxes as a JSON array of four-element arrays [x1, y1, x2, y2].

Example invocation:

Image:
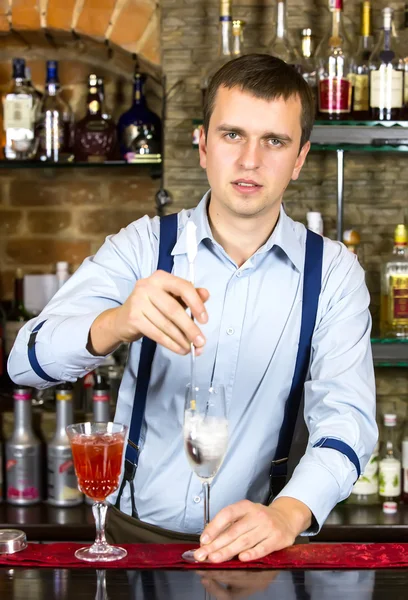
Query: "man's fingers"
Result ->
[[197, 514, 257, 557], [138, 311, 188, 355], [150, 288, 206, 347], [196, 287, 210, 303], [200, 500, 253, 545], [238, 536, 280, 562], [200, 527, 268, 564], [142, 303, 191, 351], [200, 576, 232, 600], [153, 271, 209, 324]]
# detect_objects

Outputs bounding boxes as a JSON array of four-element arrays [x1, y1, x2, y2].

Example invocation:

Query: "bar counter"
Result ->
[[1, 502, 407, 542]]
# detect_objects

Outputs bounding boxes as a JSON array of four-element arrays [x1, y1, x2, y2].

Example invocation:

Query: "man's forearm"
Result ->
[[269, 496, 312, 537], [87, 308, 124, 356]]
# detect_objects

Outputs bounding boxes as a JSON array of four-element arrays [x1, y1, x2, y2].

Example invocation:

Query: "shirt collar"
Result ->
[[171, 191, 304, 273]]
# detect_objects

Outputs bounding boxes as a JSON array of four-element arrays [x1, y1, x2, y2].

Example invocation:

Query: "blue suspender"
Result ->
[[115, 213, 178, 517], [27, 321, 59, 383]]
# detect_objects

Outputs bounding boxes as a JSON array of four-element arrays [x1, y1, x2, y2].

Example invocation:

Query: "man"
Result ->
[[8, 54, 377, 563]]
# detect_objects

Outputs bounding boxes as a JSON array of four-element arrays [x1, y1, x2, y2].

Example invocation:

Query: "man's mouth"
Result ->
[[232, 179, 263, 191]]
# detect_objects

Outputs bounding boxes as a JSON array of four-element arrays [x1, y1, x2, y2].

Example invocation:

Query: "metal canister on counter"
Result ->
[[47, 382, 83, 507], [92, 374, 111, 423], [5, 386, 41, 505]]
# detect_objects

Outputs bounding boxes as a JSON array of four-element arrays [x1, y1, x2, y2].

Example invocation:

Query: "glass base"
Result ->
[[182, 549, 210, 563], [75, 542, 127, 562]]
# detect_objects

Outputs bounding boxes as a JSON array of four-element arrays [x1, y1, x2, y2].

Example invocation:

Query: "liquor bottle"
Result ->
[[232, 19, 245, 58], [36, 61, 74, 163], [93, 374, 111, 423], [306, 211, 324, 235], [369, 7, 404, 122], [2, 58, 39, 160], [403, 419, 408, 503], [317, 0, 353, 120], [378, 413, 401, 509], [343, 229, 361, 255], [299, 28, 317, 105], [56, 261, 70, 290], [347, 442, 379, 505], [97, 76, 111, 121], [24, 67, 42, 103], [5, 386, 41, 505], [5, 268, 31, 357], [400, 4, 408, 115], [47, 382, 83, 507], [117, 69, 162, 162], [380, 224, 408, 338], [268, 0, 297, 66], [200, 0, 233, 106], [352, 1, 374, 120], [74, 73, 117, 163]]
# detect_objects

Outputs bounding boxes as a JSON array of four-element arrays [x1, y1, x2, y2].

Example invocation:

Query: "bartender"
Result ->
[[8, 54, 377, 563]]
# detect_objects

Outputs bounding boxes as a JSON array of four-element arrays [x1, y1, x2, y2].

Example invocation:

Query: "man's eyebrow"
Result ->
[[215, 124, 293, 143]]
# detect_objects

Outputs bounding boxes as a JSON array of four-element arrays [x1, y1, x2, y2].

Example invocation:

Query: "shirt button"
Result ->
[[226, 327, 234, 335], [193, 496, 201, 503], [236, 271, 242, 277]]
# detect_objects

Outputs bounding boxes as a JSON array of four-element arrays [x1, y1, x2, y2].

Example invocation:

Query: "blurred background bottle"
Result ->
[[5, 268, 32, 358], [378, 413, 401, 510], [347, 441, 379, 505], [268, 0, 297, 66], [352, 1, 374, 120], [232, 19, 245, 58]]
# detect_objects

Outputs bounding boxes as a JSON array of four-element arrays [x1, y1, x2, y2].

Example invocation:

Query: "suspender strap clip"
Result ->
[[313, 437, 361, 480]]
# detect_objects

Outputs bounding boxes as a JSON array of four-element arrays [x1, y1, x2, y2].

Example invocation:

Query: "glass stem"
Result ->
[[93, 501, 108, 546], [203, 481, 211, 527]]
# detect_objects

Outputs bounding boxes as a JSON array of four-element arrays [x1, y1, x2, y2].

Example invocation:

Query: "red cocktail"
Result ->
[[66, 422, 128, 562]]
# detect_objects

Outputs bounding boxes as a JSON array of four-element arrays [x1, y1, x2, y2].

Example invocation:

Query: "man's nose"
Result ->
[[239, 141, 261, 170]]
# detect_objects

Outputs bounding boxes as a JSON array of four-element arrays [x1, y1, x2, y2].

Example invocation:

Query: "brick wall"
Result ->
[[161, 0, 408, 419]]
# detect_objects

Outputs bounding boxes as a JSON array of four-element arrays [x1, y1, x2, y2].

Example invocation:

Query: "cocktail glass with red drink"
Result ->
[[66, 422, 128, 562]]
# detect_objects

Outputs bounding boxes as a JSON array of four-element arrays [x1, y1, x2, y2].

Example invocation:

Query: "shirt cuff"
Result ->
[[35, 312, 110, 381], [273, 460, 341, 536]]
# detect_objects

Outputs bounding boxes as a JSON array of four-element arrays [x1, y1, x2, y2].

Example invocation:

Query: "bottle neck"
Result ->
[[87, 84, 101, 116], [301, 36, 313, 59], [218, 17, 232, 57], [46, 82, 59, 97], [331, 10, 341, 40], [56, 400, 73, 437], [14, 399, 33, 436], [232, 29, 243, 56], [276, 1, 288, 40], [383, 427, 399, 457], [133, 79, 146, 107]]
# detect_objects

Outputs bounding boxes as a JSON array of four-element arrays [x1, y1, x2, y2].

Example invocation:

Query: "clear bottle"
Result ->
[[116, 69, 162, 162], [400, 3, 408, 115], [380, 224, 408, 338], [5, 386, 41, 505], [47, 382, 83, 507], [379, 414, 401, 507], [24, 67, 42, 104], [268, 0, 297, 66], [36, 60, 73, 163], [299, 28, 317, 106], [347, 441, 379, 505], [5, 268, 32, 357], [369, 7, 404, 122], [2, 58, 39, 160], [200, 0, 233, 106], [317, 0, 353, 120], [97, 76, 111, 121], [232, 19, 245, 58], [74, 74, 117, 163], [402, 418, 408, 503], [56, 261, 70, 290], [352, 1, 374, 120], [306, 211, 324, 235]]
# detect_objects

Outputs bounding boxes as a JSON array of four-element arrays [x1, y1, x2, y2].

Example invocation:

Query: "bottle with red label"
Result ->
[[317, 0, 353, 120], [47, 382, 83, 506], [5, 386, 41, 505], [380, 224, 408, 338]]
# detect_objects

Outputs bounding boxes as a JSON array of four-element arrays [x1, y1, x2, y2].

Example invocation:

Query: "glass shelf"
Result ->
[[0, 158, 162, 170], [311, 121, 408, 152], [371, 337, 408, 367]]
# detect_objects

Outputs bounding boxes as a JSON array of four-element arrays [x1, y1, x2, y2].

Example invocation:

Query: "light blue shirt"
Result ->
[[8, 191, 377, 535]]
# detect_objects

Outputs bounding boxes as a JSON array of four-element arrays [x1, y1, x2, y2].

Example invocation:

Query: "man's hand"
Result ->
[[193, 497, 312, 563], [88, 270, 210, 356], [197, 570, 280, 600]]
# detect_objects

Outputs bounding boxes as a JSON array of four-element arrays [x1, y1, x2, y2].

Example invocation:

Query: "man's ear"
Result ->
[[198, 126, 207, 169], [291, 141, 310, 182]]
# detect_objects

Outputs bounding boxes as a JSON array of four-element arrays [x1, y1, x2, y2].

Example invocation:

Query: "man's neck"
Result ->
[[207, 198, 281, 267]]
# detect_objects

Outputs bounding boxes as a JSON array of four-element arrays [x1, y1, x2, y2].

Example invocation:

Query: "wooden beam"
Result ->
[[46, 0, 77, 30], [109, 0, 156, 51], [75, 0, 117, 40], [0, 0, 10, 32], [11, 0, 41, 30]]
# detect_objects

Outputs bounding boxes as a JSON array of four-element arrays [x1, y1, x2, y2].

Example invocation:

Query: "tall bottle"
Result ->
[[2, 58, 39, 160], [200, 0, 233, 106], [268, 0, 297, 66], [352, 1, 374, 120], [347, 442, 379, 505], [369, 7, 404, 122], [6, 386, 41, 505], [380, 224, 408, 338], [93, 374, 111, 423], [97, 76, 111, 121], [317, 0, 353, 120], [378, 413, 401, 509], [299, 28, 317, 105], [5, 269, 31, 358], [402, 419, 408, 503], [232, 19, 245, 58], [117, 69, 162, 162], [74, 74, 116, 163], [400, 4, 408, 116], [36, 61, 73, 163], [47, 382, 83, 506]]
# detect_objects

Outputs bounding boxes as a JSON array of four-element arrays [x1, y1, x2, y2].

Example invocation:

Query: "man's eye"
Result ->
[[225, 132, 240, 140], [268, 138, 283, 147]]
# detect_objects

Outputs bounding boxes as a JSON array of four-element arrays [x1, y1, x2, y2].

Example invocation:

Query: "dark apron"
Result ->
[[105, 213, 323, 545]]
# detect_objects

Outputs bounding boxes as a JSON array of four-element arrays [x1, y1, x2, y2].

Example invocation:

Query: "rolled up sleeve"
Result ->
[[275, 246, 378, 534]]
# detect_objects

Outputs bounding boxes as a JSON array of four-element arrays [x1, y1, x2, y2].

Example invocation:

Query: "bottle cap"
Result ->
[[343, 229, 361, 246], [0, 529, 27, 554], [382, 501, 398, 515], [56, 261, 69, 272], [394, 224, 407, 245], [384, 413, 397, 426]]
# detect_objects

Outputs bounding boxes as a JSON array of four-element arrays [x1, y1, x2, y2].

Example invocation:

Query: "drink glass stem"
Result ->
[[203, 481, 211, 527], [93, 501, 108, 547]]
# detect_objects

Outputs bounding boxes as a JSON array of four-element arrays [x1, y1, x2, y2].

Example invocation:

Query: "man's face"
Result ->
[[199, 86, 310, 220]]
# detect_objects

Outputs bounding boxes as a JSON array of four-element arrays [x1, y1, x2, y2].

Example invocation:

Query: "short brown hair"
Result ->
[[203, 53, 315, 150]]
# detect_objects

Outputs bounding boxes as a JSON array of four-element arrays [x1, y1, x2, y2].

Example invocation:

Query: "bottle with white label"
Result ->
[[2, 58, 39, 160], [347, 441, 379, 505], [5, 386, 41, 505], [402, 419, 408, 504], [369, 7, 404, 121], [47, 382, 83, 507], [379, 414, 401, 509]]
